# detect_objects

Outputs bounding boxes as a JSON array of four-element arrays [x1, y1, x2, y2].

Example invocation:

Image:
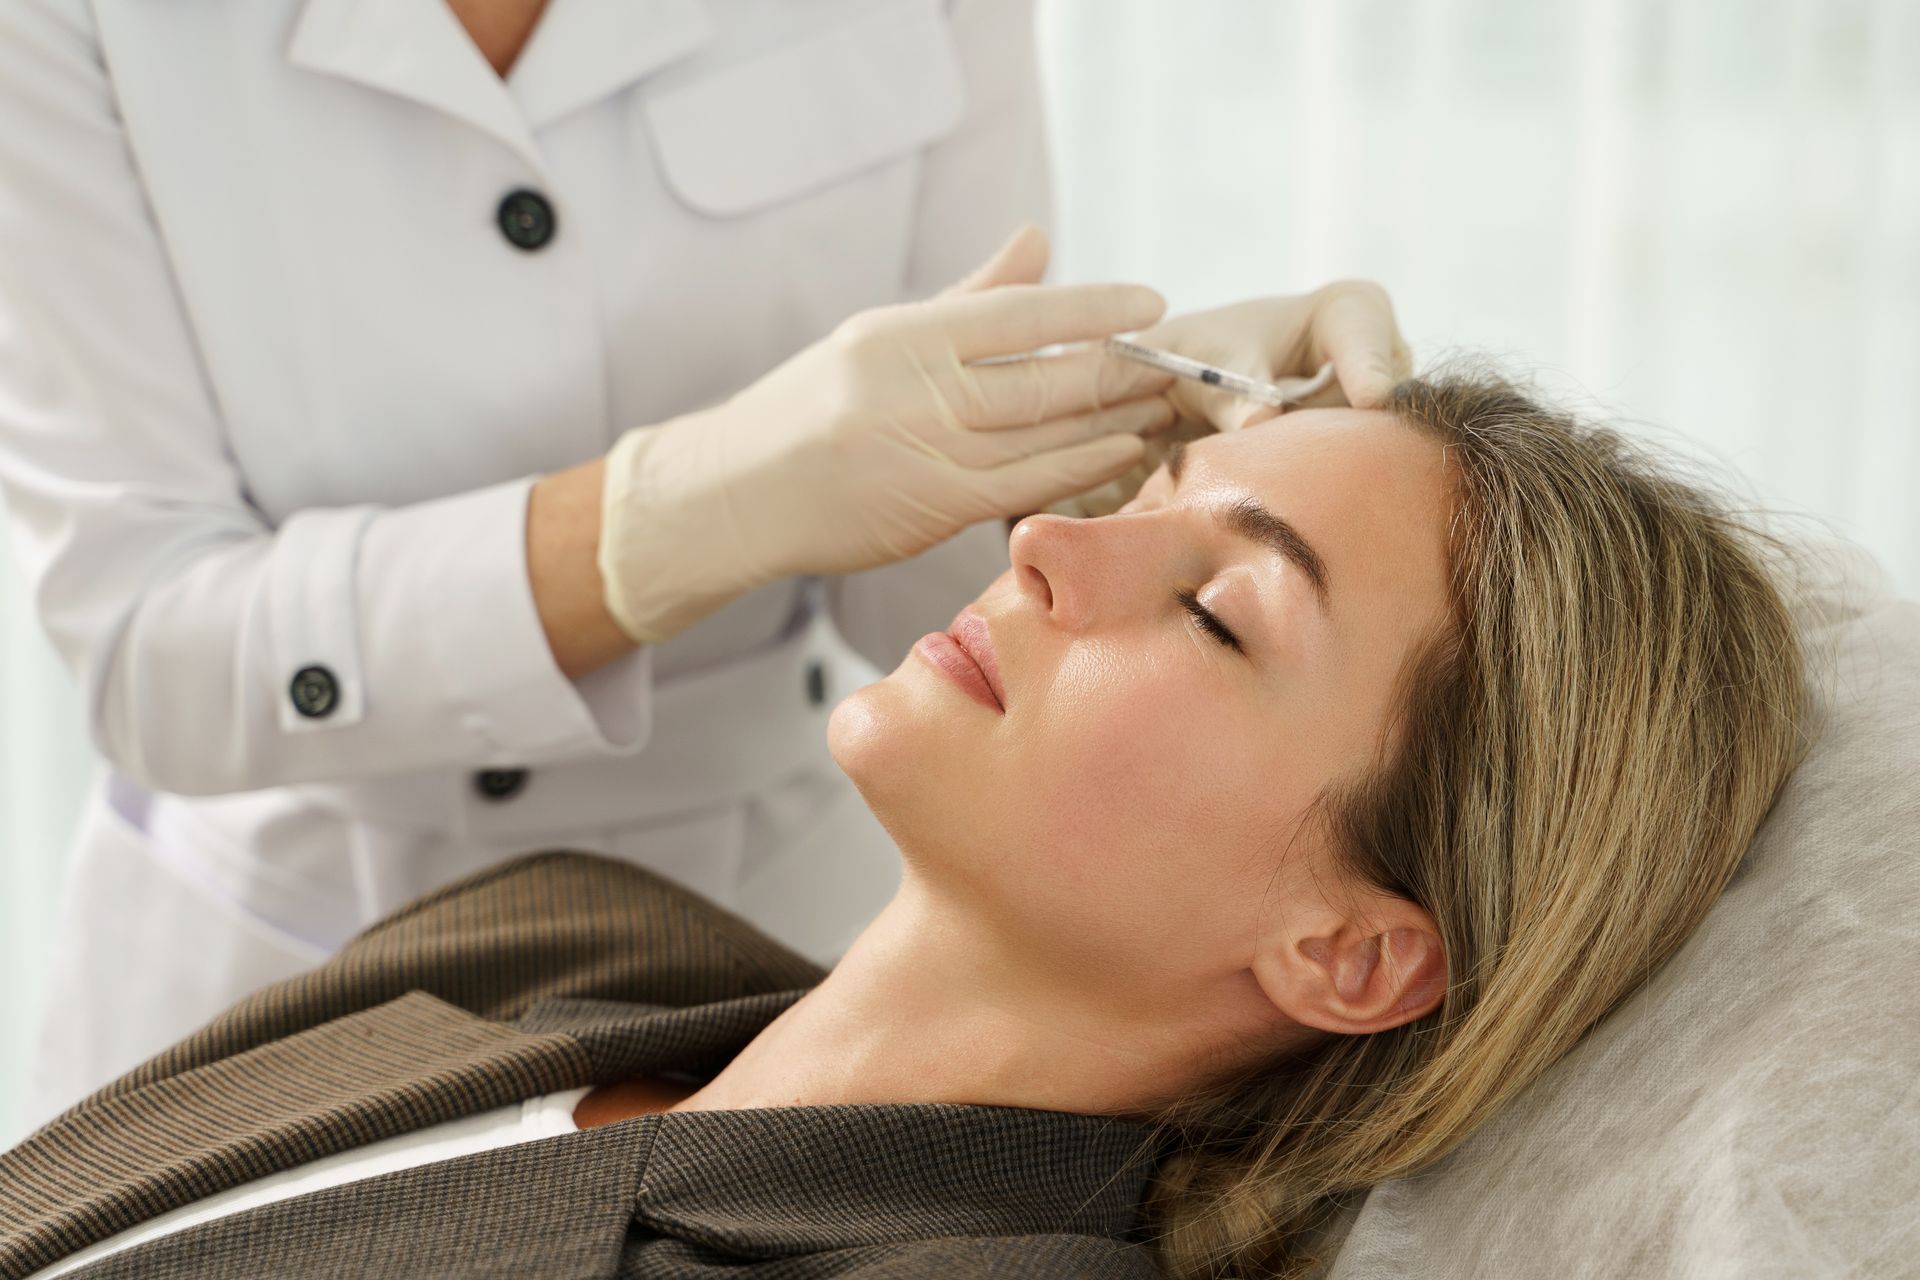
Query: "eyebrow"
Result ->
[[1165, 440, 1332, 611]]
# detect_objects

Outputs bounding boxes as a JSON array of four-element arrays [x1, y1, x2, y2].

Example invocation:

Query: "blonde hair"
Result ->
[[1138, 370, 1812, 1278]]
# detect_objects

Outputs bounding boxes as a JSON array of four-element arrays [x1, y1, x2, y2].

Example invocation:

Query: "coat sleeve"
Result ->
[[828, 0, 1052, 674], [0, 0, 653, 798]]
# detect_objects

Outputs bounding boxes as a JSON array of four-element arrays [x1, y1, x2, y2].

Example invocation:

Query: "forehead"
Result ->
[[1170, 407, 1454, 622], [1174, 409, 1449, 519], [1190, 408, 1439, 492]]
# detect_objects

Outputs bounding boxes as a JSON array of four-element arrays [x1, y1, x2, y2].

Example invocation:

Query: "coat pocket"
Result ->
[[639, 0, 967, 218]]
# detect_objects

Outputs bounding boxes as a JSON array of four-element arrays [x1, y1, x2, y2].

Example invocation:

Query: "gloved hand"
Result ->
[[597, 224, 1177, 645], [1046, 281, 1413, 518]]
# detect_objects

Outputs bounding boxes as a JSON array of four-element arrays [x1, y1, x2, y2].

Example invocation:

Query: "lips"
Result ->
[[947, 608, 1007, 711]]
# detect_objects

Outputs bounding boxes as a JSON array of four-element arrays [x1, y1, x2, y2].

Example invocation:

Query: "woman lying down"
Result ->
[[0, 370, 1809, 1280]]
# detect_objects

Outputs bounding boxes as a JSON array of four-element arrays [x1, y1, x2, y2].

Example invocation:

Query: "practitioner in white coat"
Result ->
[[0, 0, 1410, 1130]]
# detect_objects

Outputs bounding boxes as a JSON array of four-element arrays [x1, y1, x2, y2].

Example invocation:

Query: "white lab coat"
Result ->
[[0, 0, 1048, 1130]]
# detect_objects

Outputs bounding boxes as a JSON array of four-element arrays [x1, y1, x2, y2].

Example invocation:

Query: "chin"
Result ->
[[825, 680, 892, 779], [825, 664, 934, 800], [826, 663, 986, 872]]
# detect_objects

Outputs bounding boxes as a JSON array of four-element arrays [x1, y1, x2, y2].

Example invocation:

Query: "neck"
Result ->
[[670, 872, 1299, 1118]]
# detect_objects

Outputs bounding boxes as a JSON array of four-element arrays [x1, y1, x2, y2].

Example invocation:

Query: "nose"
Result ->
[[1009, 515, 1058, 611], [1009, 512, 1150, 630]]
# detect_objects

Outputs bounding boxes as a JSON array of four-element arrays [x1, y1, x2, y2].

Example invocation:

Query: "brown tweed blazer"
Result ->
[[0, 851, 1167, 1278]]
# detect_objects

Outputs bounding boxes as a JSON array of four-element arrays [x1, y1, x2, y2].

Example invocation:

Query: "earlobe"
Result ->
[[1254, 905, 1447, 1036]]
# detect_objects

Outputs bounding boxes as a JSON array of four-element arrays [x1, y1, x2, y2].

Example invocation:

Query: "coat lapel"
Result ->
[[0, 992, 594, 1280], [49, 1104, 1164, 1279], [3, 849, 827, 1280], [58, 1120, 659, 1280], [286, 0, 717, 171], [286, 0, 545, 172]]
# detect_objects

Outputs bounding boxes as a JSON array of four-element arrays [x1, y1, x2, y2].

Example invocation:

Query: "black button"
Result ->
[[805, 660, 828, 707], [496, 189, 555, 251], [474, 768, 530, 801], [288, 665, 339, 719]]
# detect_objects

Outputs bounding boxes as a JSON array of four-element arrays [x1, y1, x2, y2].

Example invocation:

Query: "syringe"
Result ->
[[1101, 338, 1335, 410], [969, 340, 1335, 413]]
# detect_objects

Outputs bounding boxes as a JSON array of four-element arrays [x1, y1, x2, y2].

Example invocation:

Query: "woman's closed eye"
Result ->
[[1176, 588, 1243, 653]]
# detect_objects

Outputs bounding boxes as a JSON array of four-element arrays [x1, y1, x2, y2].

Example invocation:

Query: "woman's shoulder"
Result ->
[[96, 851, 825, 1106]]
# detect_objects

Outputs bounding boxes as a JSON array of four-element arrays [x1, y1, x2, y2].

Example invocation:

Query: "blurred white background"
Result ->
[[2, 0, 1915, 1137]]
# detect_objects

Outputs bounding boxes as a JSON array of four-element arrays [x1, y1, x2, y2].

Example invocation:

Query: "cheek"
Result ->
[[828, 636, 1328, 964], [1018, 646, 1288, 910]]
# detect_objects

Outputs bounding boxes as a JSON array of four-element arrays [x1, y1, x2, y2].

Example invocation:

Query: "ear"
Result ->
[[1250, 892, 1447, 1036]]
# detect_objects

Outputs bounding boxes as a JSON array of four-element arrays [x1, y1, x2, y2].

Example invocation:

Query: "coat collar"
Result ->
[[286, 0, 715, 172], [12, 1102, 1164, 1279], [631, 1102, 1164, 1257], [527, 991, 1167, 1257], [509, 0, 714, 132]]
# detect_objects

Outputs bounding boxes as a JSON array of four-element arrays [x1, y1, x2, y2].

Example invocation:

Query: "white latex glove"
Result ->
[[1047, 281, 1413, 518], [598, 225, 1176, 644]]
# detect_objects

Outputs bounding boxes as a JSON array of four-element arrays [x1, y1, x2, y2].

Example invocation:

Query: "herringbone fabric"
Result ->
[[0, 852, 1168, 1278], [74, 849, 830, 1103]]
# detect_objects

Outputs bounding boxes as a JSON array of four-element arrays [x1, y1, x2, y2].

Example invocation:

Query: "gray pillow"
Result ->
[[1322, 539, 1920, 1279]]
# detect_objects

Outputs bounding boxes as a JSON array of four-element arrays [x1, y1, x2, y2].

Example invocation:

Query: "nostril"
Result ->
[[1017, 562, 1053, 610]]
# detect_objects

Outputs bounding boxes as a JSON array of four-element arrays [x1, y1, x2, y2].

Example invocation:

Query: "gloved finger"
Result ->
[[1281, 377, 1354, 413], [1042, 465, 1147, 520], [933, 224, 1050, 300], [1230, 402, 1283, 432], [1307, 282, 1409, 410], [1233, 364, 1355, 427], [963, 346, 1175, 428], [972, 431, 1147, 517], [938, 281, 1167, 362], [1156, 338, 1278, 434], [952, 395, 1173, 468]]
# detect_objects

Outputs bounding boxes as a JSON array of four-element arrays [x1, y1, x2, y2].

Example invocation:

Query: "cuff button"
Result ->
[[474, 768, 530, 801], [288, 665, 339, 719]]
